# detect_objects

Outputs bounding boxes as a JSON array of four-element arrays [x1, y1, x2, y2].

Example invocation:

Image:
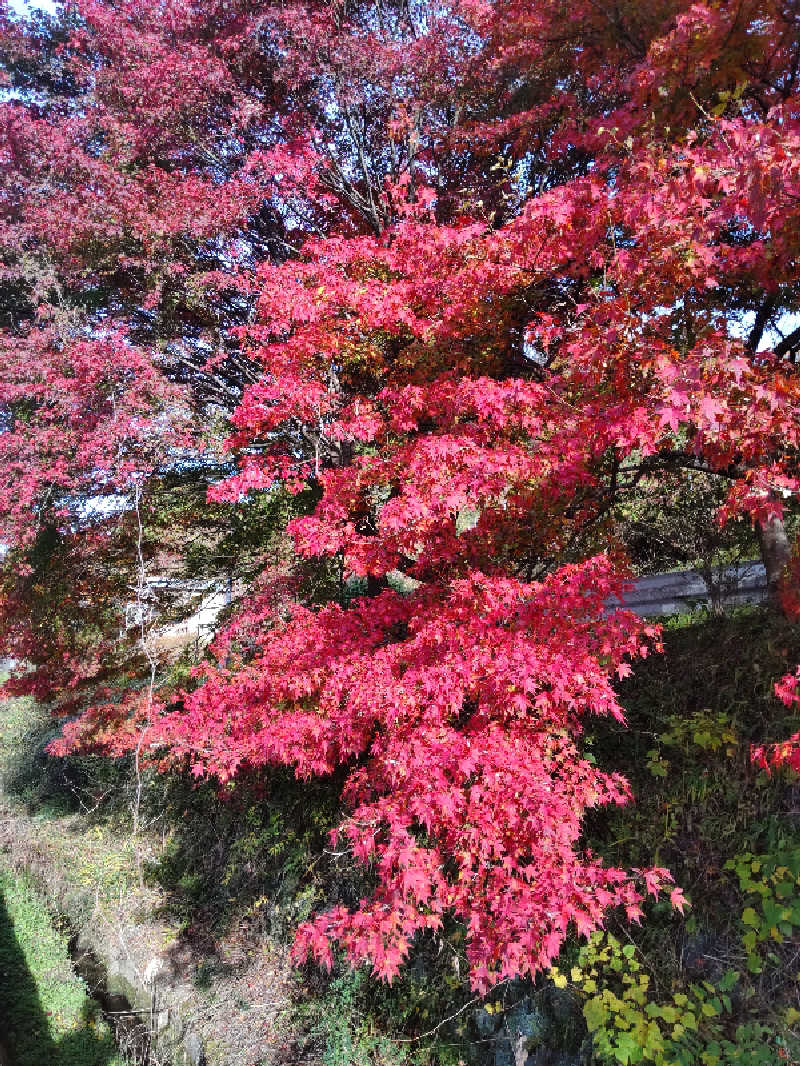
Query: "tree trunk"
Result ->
[[366, 573, 389, 597], [757, 514, 791, 609]]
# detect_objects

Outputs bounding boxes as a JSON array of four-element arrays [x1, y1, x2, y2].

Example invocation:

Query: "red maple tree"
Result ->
[[1, 0, 799, 988]]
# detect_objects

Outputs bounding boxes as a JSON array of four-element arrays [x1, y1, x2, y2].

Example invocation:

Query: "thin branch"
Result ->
[[132, 481, 157, 846], [396, 980, 510, 1043], [773, 323, 800, 359]]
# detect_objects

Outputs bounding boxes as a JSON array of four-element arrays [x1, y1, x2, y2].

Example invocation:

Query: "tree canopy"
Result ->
[[1, 0, 799, 990]]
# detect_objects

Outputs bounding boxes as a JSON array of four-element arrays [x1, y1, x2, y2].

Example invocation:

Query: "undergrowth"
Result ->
[[565, 606, 800, 1065]]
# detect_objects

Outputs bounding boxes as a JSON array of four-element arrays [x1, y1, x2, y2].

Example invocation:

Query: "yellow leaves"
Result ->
[[712, 81, 749, 117]]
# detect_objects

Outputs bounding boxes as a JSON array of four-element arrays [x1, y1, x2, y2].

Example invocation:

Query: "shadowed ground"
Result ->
[[0, 868, 121, 1066]]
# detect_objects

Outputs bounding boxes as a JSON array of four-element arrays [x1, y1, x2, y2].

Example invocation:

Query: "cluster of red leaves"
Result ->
[[186, 1, 799, 985], [0, 0, 798, 991], [752, 667, 800, 777], [752, 551, 800, 776], [0, 331, 180, 546], [149, 557, 683, 988]]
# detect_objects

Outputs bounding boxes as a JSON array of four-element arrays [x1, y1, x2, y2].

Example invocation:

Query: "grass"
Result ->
[[0, 862, 123, 1066], [0, 693, 149, 908]]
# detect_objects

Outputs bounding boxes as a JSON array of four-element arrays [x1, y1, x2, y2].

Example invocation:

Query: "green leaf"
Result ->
[[614, 1032, 641, 1065], [584, 998, 607, 1032]]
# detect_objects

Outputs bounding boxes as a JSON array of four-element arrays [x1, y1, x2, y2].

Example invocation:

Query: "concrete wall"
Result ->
[[115, 561, 770, 653], [608, 561, 767, 617]]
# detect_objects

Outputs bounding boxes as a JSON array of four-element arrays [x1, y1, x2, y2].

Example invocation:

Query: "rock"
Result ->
[[183, 1028, 206, 1066], [522, 1052, 581, 1066], [473, 1005, 503, 1038], [492, 1000, 549, 1066], [545, 985, 576, 1025]]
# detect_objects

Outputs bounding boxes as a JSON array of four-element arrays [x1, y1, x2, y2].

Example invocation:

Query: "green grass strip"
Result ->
[[0, 864, 122, 1066]]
